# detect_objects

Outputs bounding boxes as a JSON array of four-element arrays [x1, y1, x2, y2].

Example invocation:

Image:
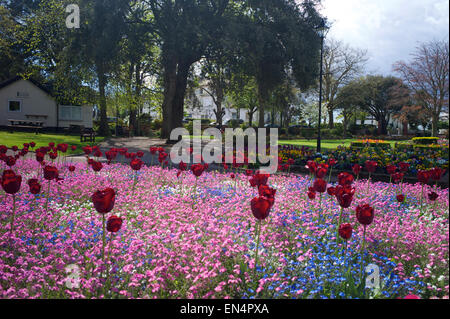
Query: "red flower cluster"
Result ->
[[107, 215, 123, 233], [338, 223, 353, 240], [1, 170, 22, 194], [249, 173, 270, 188], [365, 160, 378, 173], [28, 178, 41, 195], [44, 166, 59, 181], [130, 158, 144, 171], [191, 163, 206, 177], [92, 188, 116, 214], [356, 204, 375, 226]]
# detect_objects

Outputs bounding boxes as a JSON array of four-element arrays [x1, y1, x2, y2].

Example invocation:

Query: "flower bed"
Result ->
[[0, 154, 448, 299]]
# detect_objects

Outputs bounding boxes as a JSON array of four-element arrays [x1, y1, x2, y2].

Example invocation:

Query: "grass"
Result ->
[[278, 139, 407, 150], [0, 131, 105, 155]]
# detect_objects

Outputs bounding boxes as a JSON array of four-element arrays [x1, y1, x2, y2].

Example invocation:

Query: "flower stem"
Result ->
[[337, 206, 343, 242], [9, 194, 16, 244], [254, 220, 262, 282], [45, 181, 51, 212]]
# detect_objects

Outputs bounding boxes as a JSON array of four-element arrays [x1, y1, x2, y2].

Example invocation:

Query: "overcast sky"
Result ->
[[320, 0, 449, 75]]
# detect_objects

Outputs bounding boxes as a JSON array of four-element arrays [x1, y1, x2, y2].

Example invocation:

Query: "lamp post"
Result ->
[[316, 18, 329, 154]]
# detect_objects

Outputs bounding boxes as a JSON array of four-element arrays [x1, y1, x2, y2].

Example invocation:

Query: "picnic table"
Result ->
[[8, 119, 43, 135]]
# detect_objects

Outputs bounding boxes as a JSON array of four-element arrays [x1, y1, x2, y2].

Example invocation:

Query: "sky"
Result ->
[[320, 0, 449, 75]]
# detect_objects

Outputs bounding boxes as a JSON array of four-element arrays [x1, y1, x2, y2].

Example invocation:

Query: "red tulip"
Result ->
[[327, 186, 336, 196], [11, 145, 18, 152], [230, 173, 235, 179], [250, 196, 271, 220], [28, 178, 41, 194], [130, 158, 143, 171], [417, 170, 430, 184], [30, 142, 36, 148], [92, 188, 116, 214], [428, 192, 439, 201], [396, 194, 405, 203], [91, 161, 103, 172], [335, 185, 355, 208], [338, 223, 353, 240], [352, 164, 362, 176], [49, 152, 58, 160], [179, 161, 187, 171], [365, 160, 378, 173], [307, 187, 316, 200], [136, 151, 144, 158], [82, 146, 92, 155], [429, 167, 444, 181], [398, 162, 410, 173], [245, 169, 253, 176], [392, 172, 404, 183], [258, 185, 276, 207], [305, 160, 317, 174], [43, 165, 59, 181], [5, 156, 16, 167], [0, 145, 7, 154], [71, 145, 77, 151], [328, 158, 337, 167], [106, 215, 123, 233], [36, 152, 45, 163], [249, 173, 269, 188], [356, 204, 375, 226], [386, 165, 397, 175], [1, 170, 22, 194], [314, 163, 328, 178], [337, 172, 354, 186], [68, 165, 76, 172], [191, 163, 205, 177], [149, 147, 157, 155], [313, 178, 327, 193]]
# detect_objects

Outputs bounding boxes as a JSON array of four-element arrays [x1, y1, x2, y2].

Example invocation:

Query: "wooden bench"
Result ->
[[8, 119, 43, 135], [80, 127, 96, 142]]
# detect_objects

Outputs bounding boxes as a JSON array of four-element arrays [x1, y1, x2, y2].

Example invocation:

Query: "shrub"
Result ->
[[302, 128, 315, 139], [151, 119, 163, 130], [351, 140, 391, 150], [412, 137, 439, 145]]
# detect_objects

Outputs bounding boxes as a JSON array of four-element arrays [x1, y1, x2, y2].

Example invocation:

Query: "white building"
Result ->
[[0, 77, 93, 130]]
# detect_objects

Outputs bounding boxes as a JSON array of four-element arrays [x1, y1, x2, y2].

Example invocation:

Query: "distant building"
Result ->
[[0, 76, 93, 130]]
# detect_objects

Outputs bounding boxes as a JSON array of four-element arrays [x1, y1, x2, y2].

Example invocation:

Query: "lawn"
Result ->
[[0, 131, 105, 155], [278, 139, 407, 150]]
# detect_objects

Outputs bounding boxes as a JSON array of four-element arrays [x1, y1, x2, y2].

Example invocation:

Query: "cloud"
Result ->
[[320, 0, 449, 75]]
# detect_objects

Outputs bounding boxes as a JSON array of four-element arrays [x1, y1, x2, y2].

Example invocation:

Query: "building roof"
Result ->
[[0, 76, 54, 96]]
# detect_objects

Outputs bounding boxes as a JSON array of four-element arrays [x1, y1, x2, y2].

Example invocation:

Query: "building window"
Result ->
[[59, 105, 82, 121], [8, 100, 22, 112]]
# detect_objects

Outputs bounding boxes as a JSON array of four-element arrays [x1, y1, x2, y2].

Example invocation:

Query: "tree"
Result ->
[[142, 0, 230, 140], [335, 76, 410, 135], [393, 40, 449, 137], [393, 104, 430, 133], [229, 74, 259, 127], [70, 0, 131, 136], [199, 52, 233, 126], [232, 0, 322, 128], [322, 38, 368, 128]]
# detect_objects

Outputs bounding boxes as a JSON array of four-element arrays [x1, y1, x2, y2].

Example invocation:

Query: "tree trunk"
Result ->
[[161, 55, 178, 139], [134, 62, 142, 136], [431, 113, 439, 137], [170, 62, 190, 141], [127, 63, 137, 137], [328, 108, 334, 129], [96, 65, 110, 137], [257, 85, 268, 128]]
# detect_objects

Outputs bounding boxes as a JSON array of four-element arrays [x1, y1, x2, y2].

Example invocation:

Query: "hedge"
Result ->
[[411, 137, 439, 145]]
